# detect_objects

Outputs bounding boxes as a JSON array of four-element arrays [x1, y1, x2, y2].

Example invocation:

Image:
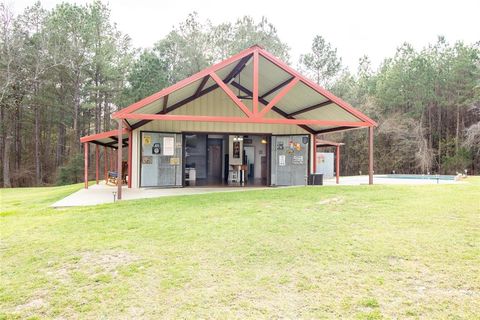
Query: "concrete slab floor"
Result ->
[[51, 182, 271, 207], [52, 176, 460, 208]]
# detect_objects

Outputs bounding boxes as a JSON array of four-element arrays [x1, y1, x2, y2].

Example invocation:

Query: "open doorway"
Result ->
[[184, 133, 269, 187], [227, 135, 268, 186], [207, 138, 223, 184]]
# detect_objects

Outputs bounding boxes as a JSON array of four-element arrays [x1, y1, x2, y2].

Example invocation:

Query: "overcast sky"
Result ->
[[9, 0, 480, 71]]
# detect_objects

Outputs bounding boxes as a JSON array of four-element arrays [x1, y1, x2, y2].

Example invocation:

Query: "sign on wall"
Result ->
[[152, 143, 161, 155], [229, 135, 243, 165], [163, 137, 175, 156], [143, 135, 152, 145], [142, 156, 152, 164], [292, 155, 304, 165]]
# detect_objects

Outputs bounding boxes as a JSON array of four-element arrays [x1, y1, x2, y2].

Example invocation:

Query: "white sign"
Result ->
[[279, 155, 286, 166], [163, 137, 175, 156], [292, 155, 304, 165]]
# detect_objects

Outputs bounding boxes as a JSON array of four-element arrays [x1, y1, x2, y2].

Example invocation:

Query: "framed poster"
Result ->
[[233, 141, 241, 158], [152, 143, 161, 155], [143, 135, 152, 145], [229, 135, 243, 165], [142, 156, 152, 164], [163, 137, 175, 156]]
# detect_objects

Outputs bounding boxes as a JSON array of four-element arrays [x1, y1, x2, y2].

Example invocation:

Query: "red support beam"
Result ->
[[104, 146, 107, 182], [84, 143, 88, 189], [369, 126, 374, 185], [95, 144, 99, 184], [128, 55, 253, 130], [110, 148, 113, 172], [336, 145, 340, 184], [128, 130, 133, 188], [252, 50, 259, 115], [260, 77, 294, 99], [113, 46, 257, 118], [257, 49, 377, 126], [210, 71, 253, 117], [80, 129, 129, 143], [312, 134, 317, 174], [117, 119, 123, 199], [258, 77, 299, 117], [121, 112, 371, 128], [231, 81, 316, 135]]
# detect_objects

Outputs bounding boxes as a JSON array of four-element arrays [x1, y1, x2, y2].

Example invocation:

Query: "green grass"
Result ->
[[1, 179, 479, 319]]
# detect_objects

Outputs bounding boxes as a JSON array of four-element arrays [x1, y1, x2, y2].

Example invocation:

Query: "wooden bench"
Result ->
[[107, 161, 128, 185]]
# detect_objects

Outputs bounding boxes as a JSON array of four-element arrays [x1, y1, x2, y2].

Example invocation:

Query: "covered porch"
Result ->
[[80, 128, 132, 189], [81, 45, 377, 200]]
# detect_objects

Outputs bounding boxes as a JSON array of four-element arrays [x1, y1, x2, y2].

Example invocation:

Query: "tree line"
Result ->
[[0, 1, 479, 187]]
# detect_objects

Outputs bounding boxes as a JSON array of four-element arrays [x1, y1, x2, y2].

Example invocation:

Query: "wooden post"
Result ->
[[117, 119, 123, 200], [104, 146, 108, 182], [128, 130, 133, 188], [369, 126, 374, 185], [84, 143, 88, 189], [95, 144, 99, 184], [336, 145, 340, 184]]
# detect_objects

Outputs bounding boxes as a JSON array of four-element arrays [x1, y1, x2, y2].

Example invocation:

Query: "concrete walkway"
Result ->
[[323, 175, 460, 186], [52, 176, 460, 208], [51, 182, 269, 207]]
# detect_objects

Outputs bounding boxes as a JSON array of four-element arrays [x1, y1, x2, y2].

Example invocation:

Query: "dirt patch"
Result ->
[[45, 250, 140, 283], [318, 197, 345, 205], [15, 298, 47, 312], [79, 250, 139, 274]]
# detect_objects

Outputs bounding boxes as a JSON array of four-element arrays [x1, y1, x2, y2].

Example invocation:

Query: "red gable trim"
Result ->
[[80, 129, 129, 143], [257, 48, 377, 126], [113, 45, 376, 128], [120, 113, 371, 128], [112, 46, 256, 118]]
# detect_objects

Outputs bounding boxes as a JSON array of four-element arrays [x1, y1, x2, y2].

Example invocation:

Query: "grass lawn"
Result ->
[[1, 179, 479, 319]]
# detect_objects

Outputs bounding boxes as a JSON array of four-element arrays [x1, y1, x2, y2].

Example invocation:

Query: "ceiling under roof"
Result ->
[[113, 45, 376, 134]]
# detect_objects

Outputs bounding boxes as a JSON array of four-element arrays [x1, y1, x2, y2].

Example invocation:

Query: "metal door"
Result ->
[[140, 132, 182, 187], [271, 135, 309, 186]]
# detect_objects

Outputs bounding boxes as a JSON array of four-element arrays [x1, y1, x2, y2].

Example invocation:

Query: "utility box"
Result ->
[[316, 152, 334, 179], [308, 173, 323, 185]]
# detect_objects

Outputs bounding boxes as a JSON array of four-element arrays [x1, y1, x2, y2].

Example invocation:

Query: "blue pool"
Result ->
[[378, 174, 456, 181]]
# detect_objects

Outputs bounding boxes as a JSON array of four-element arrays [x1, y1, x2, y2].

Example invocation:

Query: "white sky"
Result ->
[[10, 0, 480, 71]]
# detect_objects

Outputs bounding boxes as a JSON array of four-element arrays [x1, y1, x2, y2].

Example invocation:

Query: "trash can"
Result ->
[[308, 173, 323, 185]]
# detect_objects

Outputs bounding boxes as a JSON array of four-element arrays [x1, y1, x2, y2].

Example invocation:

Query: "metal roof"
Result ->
[[80, 129, 129, 149], [112, 45, 376, 134], [316, 139, 345, 148]]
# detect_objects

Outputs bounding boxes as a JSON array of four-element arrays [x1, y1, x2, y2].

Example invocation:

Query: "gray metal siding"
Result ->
[[271, 135, 309, 186], [140, 132, 182, 187]]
